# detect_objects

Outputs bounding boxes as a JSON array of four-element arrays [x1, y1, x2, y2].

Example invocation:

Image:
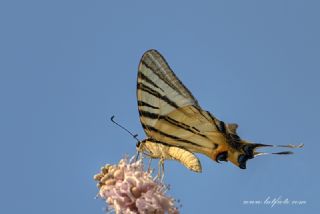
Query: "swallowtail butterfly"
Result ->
[[136, 49, 303, 172]]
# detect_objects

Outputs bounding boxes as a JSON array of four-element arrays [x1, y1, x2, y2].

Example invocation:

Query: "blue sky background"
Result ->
[[1, 0, 319, 213]]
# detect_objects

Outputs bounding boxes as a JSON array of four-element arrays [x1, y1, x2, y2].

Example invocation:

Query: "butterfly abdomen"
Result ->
[[139, 139, 202, 172]]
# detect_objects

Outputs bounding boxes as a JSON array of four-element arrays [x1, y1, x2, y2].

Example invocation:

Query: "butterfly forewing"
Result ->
[[137, 49, 221, 151]]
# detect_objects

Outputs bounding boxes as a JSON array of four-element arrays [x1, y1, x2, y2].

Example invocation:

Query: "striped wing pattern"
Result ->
[[137, 50, 223, 154], [136, 49, 303, 171]]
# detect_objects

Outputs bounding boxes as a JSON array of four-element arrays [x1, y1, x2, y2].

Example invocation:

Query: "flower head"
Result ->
[[94, 157, 179, 214]]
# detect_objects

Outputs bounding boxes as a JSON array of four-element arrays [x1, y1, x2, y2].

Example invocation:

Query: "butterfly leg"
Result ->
[[147, 157, 153, 173], [157, 158, 165, 181], [134, 150, 141, 162]]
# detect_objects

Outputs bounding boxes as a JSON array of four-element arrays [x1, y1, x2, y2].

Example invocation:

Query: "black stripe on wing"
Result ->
[[139, 110, 208, 138], [137, 101, 159, 110], [138, 71, 164, 92], [140, 60, 176, 92], [146, 138, 177, 148], [140, 50, 200, 107], [141, 123, 201, 147], [137, 82, 179, 109]]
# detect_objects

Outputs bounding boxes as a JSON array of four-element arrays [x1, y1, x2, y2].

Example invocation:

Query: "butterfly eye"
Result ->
[[136, 141, 141, 148], [216, 151, 228, 163], [238, 154, 248, 169]]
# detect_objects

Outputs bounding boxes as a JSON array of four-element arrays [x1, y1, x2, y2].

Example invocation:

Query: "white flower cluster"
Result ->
[[94, 158, 179, 214]]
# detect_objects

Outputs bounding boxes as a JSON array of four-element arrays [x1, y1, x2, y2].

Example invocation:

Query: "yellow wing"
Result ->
[[137, 50, 227, 160], [136, 49, 302, 170]]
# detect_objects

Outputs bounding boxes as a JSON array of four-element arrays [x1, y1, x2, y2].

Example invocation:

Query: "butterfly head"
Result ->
[[136, 139, 150, 155], [136, 139, 163, 158]]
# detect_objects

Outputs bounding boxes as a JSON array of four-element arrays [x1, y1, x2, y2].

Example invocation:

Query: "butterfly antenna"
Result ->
[[110, 115, 140, 143]]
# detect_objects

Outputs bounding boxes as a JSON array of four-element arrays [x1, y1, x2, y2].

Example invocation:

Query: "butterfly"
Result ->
[[136, 49, 303, 172]]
